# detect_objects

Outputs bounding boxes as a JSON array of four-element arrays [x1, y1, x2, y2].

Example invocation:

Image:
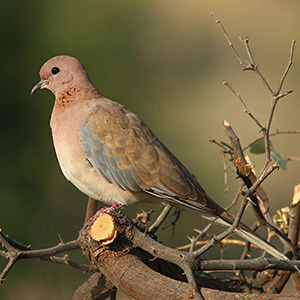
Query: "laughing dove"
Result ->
[[31, 55, 287, 260]]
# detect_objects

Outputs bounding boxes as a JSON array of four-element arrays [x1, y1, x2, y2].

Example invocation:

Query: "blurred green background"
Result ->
[[1, 1, 299, 299]]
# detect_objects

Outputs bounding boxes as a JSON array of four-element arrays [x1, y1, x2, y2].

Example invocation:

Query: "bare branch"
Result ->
[[284, 154, 300, 162], [78, 212, 300, 298], [148, 204, 172, 234], [239, 36, 256, 66], [211, 12, 244, 66], [181, 265, 204, 300], [199, 257, 297, 271], [20, 240, 80, 258], [188, 224, 212, 252], [223, 81, 264, 129], [263, 89, 293, 164], [221, 149, 229, 192], [266, 90, 294, 137], [0, 230, 80, 283], [209, 139, 233, 154], [276, 39, 296, 95], [240, 36, 275, 96], [243, 130, 300, 151], [225, 183, 244, 211], [213, 15, 295, 179], [245, 163, 279, 198], [44, 254, 97, 273], [194, 196, 249, 257], [222, 121, 296, 254]]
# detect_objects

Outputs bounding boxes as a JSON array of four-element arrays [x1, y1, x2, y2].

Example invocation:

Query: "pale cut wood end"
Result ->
[[88, 213, 117, 244]]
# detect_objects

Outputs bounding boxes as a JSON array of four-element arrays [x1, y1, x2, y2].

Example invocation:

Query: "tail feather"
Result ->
[[164, 195, 288, 260], [212, 213, 289, 261], [235, 227, 288, 261]]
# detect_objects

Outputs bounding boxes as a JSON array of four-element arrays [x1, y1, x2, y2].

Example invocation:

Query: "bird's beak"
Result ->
[[31, 79, 46, 95]]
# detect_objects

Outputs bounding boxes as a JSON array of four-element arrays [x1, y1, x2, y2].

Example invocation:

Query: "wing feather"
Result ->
[[79, 99, 222, 216]]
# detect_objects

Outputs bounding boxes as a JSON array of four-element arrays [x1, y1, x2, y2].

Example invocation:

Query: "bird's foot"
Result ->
[[84, 203, 125, 228]]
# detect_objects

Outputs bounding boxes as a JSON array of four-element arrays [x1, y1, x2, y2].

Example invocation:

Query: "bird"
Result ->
[[31, 55, 287, 260]]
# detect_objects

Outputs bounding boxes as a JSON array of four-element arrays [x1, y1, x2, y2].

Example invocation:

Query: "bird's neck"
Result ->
[[55, 87, 77, 107], [55, 86, 101, 108]]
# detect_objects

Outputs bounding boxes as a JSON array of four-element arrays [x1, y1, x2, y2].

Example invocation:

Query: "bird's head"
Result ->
[[31, 55, 93, 97]]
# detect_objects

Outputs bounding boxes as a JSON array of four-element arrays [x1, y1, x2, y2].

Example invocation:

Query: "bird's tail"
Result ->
[[164, 190, 288, 260], [235, 226, 288, 260], [213, 212, 289, 261]]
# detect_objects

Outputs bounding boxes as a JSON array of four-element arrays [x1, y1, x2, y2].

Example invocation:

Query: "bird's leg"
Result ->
[[84, 203, 125, 228], [84, 197, 99, 224], [97, 203, 125, 215]]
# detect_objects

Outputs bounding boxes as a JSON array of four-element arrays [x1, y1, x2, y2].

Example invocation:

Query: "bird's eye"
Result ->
[[51, 67, 60, 75]]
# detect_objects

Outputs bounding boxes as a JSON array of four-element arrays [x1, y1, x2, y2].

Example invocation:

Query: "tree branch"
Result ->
[[77, 212, 300, 299], [276, 40, 296, 96]]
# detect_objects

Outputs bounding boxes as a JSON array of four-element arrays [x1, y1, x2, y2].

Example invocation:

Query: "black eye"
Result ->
[[51, 67, 60, 75]]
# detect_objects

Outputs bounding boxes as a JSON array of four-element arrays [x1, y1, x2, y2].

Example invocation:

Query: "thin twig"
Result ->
[[224, 81, 264, 129], [225, 183, 244, 211], [0, 257, 18, 284], [0, 231, 80, 283], [245, 163, 279, 198], [209, 139, 233, 154], [148, 204, 172, 234], [239, 37, 256, 66], [263, 90, 293, 164], [266, 90, 294, 138], [194, 196, 249, 257], [243, 130, 300, 151], [283, 154, 300, 162], [19, 240, 80, 258], [221, 149, 228, 193], [276, 40, 296, 96], [240, 36, 275, 97], [177, 237, 258, 251], [188, 224, 212, 252], [43, 255, 97, 273], [215, 16, 295, 173], [211, 12, 244, 66]]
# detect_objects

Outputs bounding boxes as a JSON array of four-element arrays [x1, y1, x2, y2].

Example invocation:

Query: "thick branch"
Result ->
[[77, 212, 300, 299]]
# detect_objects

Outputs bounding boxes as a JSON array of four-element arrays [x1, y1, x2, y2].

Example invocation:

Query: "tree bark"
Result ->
[[77, 212, 299, 299]]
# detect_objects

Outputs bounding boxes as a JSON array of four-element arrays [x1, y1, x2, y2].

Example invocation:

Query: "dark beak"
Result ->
[[30, 79, 45, 95]]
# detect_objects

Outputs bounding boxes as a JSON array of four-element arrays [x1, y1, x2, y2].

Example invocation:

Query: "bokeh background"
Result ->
[[1, 1, 299, 299]]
